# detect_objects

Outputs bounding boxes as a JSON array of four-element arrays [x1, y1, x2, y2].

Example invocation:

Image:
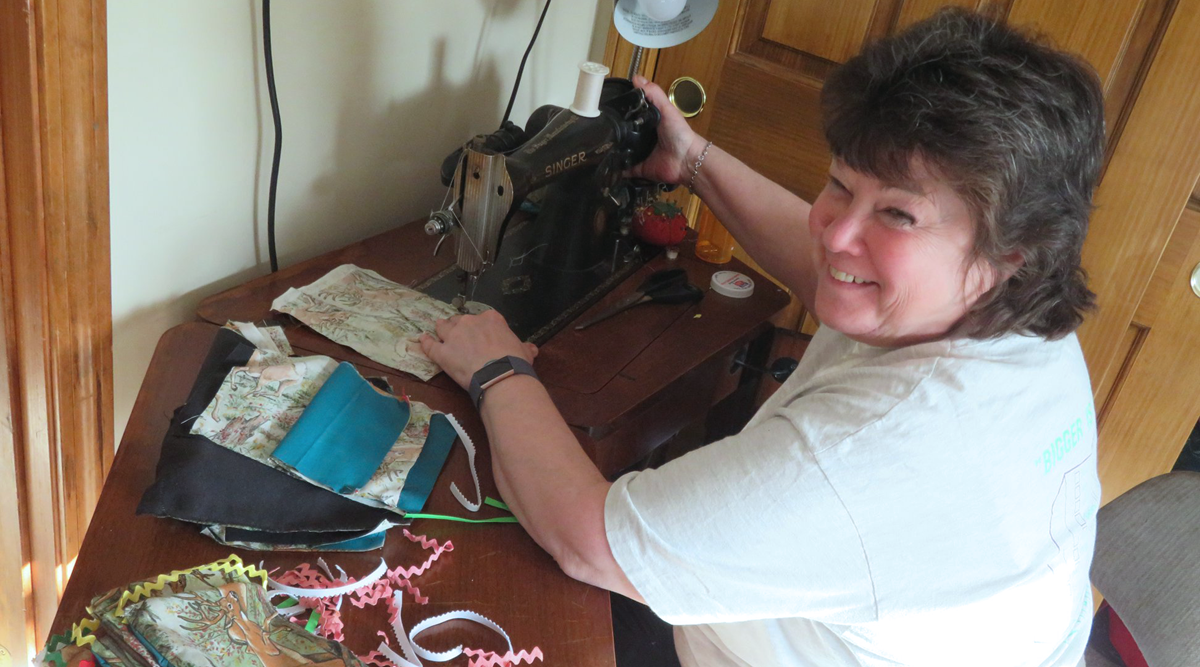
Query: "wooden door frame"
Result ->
[[0, 0, 112, 658]]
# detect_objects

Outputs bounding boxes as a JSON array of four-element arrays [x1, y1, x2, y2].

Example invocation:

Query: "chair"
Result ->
[[1086, 471, 1200, 666]]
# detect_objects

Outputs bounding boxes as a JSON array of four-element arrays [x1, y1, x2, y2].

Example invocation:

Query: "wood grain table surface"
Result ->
[[195, 221, 790, 473], [50, 322, 615, 666]]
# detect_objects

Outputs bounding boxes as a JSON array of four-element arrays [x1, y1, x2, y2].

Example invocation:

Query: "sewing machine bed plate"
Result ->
[[417, 220, 657, 344]]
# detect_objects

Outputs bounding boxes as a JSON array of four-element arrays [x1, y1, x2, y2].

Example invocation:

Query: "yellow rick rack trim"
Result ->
[[114, 554, 269, 621], [69, 618, 99, 647]]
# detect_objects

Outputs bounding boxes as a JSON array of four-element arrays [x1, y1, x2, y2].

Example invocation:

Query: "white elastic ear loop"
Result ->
[[444, 413, 482, 512], [378, 590, 423, 667], [267, 559, 387, 601], [408, 608, 515, 664]]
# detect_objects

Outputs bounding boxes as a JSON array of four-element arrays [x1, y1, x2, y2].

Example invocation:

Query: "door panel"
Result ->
[[1007, 0, 1143, 91], [738, 0, 900, 82], [707, 59, 827, 202], [896, 0, 991, 30], [761, 0, 882, 64], [1133, 202, 1200, 328], [1076, 0, 1200, 400], [1092, 324, 1143, 421], [1096, 205, 1200, 503]]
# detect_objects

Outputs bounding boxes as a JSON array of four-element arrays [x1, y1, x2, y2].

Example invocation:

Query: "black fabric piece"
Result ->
[[220, 523, 387, 546], [611, 594, 682, 667], [137, 327, 394, 535], [366, 376, 394, 393]]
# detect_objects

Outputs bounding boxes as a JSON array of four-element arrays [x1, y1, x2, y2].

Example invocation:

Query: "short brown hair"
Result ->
[[821, 8, 1104, 340]]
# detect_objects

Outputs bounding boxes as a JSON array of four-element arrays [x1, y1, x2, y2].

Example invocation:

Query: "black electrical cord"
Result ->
[[260, 0, 546, 269], [500, 0, 553, 127], [263, 0, 283, 273]]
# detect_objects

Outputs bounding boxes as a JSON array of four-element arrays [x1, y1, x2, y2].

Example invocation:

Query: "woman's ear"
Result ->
[[998, 250, 1025, 281], [965, 251, 1023, 305], [963, 252, 1007, 304]]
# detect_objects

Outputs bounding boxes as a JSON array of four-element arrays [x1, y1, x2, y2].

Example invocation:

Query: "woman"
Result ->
[[420, 9, 1103, 667]]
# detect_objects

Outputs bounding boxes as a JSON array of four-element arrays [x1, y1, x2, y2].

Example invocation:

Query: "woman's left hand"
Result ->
[[419, 310, 539, 390]]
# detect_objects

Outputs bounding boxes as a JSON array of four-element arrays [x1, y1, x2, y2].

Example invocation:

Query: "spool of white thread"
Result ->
[[570, 62, 610, 118]]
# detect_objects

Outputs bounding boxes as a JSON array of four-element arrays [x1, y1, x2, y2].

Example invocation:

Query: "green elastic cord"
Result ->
[[484, 497, 510, 511], [306, 609, 321, 633], [278, 597, 298, 609], [404, 512, 519, 524], [403, 496, 516, 523]]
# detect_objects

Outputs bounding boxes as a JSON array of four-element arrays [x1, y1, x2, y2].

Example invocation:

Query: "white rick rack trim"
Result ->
[[267, 556, 543, 667], [267, 558, 387, 600], [381, 590, 516, 666]]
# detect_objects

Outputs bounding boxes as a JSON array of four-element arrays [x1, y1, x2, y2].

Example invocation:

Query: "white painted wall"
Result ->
[[109, 0, 611, 441]]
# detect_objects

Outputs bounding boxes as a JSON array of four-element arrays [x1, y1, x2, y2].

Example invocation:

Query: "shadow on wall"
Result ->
[[113, 1, 530, 442], [111, 265, 265, 443], [251, 1, 511, 270]]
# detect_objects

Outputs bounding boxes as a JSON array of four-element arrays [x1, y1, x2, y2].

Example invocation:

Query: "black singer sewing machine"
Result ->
[[418, 63, 663, 344]]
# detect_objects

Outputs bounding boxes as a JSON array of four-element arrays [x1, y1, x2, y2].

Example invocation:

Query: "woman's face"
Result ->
[[808, 158, 997, 347]]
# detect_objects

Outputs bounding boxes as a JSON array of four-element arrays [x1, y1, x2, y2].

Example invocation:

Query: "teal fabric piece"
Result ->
[[396, 413, 457, 513], [271, 362, 410, 494]]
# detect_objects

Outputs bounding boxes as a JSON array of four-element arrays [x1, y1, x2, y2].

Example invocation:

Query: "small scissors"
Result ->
[[574, 268, 704, 330]]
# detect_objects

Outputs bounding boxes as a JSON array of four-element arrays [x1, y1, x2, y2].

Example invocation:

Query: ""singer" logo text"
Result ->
[[544, 151, 587, 178]]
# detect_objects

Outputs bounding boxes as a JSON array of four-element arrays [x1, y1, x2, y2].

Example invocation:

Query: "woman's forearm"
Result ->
[[479, 376, 642, 599]]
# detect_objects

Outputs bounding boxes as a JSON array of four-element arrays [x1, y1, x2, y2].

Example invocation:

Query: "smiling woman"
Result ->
[[808, 158, 992, 347], [821, 15, 1103, 343], [419, 8, 1108, 667]]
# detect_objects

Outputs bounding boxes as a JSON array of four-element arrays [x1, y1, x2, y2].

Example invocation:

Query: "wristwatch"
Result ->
[[468, 356, 539, 409]]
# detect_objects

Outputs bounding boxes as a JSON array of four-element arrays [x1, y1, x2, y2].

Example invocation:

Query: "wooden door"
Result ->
[[610, 0, 1200, 505]]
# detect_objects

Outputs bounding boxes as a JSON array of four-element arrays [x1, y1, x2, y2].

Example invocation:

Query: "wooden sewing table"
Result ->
[[50, 322, 614, 664], [50, 221, 787, 664], [195, 220, 789, 476]]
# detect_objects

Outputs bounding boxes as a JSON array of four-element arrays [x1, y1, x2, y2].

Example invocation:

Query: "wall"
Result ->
[[109, 0, 610, 440]]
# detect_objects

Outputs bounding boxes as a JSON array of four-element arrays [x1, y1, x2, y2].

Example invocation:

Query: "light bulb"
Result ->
[[639, 0, 686, 22]]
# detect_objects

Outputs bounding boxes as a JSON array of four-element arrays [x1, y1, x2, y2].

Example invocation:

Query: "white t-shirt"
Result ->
[[605, 327, 1099, 667]]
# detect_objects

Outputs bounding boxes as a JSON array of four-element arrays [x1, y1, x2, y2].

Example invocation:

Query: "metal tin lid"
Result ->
[[710, 270, 754, 298]]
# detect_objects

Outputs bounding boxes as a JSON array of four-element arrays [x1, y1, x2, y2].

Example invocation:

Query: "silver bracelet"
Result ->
[[688, 140, 714, 192]]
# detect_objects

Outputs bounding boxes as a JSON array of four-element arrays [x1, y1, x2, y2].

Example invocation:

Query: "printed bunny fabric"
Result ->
[[272, 265, 486, 381]]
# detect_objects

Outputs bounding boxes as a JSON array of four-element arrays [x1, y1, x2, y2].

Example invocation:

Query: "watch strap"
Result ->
[[468, 356, 539, 409]]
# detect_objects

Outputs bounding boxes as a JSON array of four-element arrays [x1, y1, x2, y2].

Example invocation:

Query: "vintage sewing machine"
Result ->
[[418, 63, 663, 343]]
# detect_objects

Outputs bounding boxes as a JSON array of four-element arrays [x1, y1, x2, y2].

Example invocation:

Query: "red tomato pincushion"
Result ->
[[632, 201, 688, 246]]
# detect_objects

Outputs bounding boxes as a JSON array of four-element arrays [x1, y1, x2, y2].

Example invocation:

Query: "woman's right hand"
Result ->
[[626, 75, 709, 187]]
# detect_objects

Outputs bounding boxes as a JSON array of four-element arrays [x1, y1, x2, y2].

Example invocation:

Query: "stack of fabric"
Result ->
[[137, 322, 464, 551], [39, 556, 366, 667], [40, 550, 545, 667]]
